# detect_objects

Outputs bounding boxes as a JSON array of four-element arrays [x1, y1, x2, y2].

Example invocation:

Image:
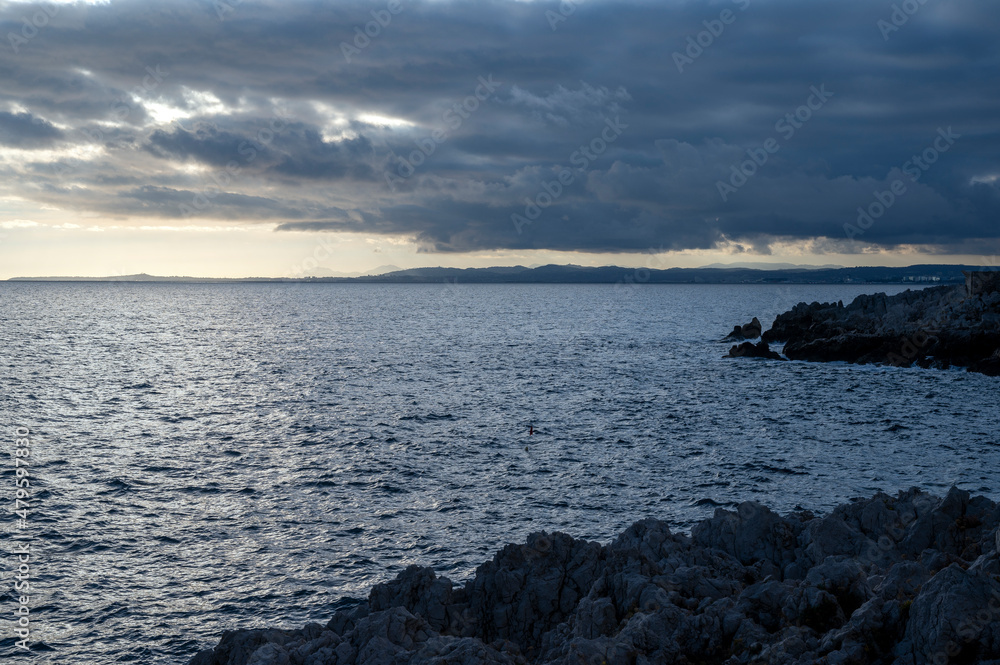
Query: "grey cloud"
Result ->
[[145, 123, 381, 181], [146, 126, 258, 167], [0, 111, 62, 147], [271, 131, 379, 181], [0, 0, 997, 255]]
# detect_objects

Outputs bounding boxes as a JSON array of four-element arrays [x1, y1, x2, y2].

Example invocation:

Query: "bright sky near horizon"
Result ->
[[0, 0, 997, 278]]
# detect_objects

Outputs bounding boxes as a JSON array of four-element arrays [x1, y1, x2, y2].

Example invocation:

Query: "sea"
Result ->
[[2, 282, 998, 663]]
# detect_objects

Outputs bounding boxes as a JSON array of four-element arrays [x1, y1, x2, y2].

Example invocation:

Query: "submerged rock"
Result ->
[[189, 488, 1000, 665]]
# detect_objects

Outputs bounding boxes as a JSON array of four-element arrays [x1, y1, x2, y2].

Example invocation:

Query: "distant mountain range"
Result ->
[[696, 262, 845, 270], [7, 264, 987, 284]]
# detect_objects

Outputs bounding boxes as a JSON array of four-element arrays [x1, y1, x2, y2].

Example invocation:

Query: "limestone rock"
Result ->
[[761, 284, 1000, 374], [724, 316, 763, 341], [724, 340, 785, 360], [189, 488, 1000, 665]]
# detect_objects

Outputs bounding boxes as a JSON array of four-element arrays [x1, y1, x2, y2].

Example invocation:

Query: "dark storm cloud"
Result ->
[[146, 122, 381, 182], [270, 131, 379, 181], [116, 185, 346, 221], [146, 126, 257, 167], [1, 0, 998, 253], [0, 110, 62, 146]]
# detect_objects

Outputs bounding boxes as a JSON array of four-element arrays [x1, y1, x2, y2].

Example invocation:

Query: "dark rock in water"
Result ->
[[187, 488, 1000, 665], [969, 349, 1000, 377], [724, 316, 763, 341], [725, 340, 785, 360], [761, 284, 1000, 375]]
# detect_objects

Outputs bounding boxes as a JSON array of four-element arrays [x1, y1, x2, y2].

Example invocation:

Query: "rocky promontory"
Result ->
[[189, 487, 1000, 665], [739, 281, 1000, 375]]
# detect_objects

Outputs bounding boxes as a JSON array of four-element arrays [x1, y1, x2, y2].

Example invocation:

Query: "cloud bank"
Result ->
[[1, 0, 997, 255]]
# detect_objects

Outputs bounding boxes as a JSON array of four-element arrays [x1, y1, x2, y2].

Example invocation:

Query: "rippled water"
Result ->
[[2, 282, 998, 663]]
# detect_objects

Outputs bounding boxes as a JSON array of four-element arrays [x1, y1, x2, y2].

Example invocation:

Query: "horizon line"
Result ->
[[5, 262, 993, 283]]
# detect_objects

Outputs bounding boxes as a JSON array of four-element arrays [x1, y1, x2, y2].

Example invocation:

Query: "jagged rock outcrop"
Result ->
[[760, 284, 1000, 375], [724, 317, 763, 341], [724, 340, 785, 361], [189, 488, 1000, 665]]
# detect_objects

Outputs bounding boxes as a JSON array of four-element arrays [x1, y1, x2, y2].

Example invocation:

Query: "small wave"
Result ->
[[99, 478, 133, 494], [143, 465, 179, 473], [180, 485, 222, 495], [159, 415, 197, 423], [399, 413, 454, 423], [762, 465, 809, 476], [65, 539, 112, 553]]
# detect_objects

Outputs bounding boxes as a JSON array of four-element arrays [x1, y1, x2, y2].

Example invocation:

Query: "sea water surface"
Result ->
[[1, 282, 998, 663]]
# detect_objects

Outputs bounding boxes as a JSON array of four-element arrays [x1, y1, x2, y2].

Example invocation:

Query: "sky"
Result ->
[[0, 0, 997, 278]]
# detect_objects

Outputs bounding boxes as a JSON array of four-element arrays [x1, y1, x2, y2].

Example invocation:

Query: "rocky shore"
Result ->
[[724, 317, 763, 342], [724, 340, 785, 361], [729, 282, 1000, 375], [189, 487, 1000, 665]]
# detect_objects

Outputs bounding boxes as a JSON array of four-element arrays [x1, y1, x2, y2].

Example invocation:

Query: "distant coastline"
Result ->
[[4, 263, 986, 285]]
